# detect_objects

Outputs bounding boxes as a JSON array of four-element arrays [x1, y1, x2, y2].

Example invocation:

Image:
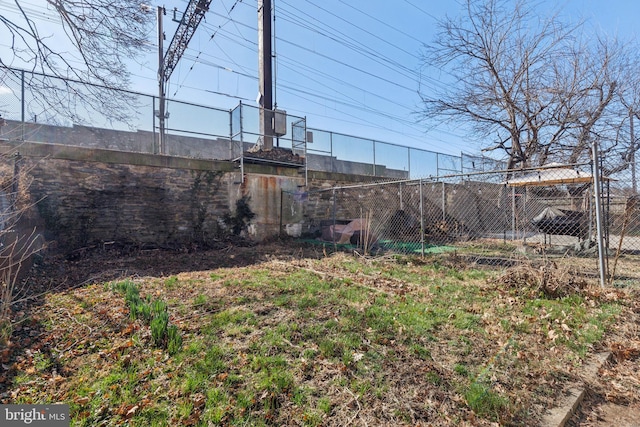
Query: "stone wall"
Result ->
[[29, 160, 240, 251], [0, 140, 383, 254]]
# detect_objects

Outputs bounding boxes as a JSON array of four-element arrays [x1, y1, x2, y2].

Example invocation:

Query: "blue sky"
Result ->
[[2, 0, 640, 157]]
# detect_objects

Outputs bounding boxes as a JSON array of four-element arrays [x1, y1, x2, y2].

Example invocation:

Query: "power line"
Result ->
[[401, 0, 440, 21], [285, 0, 420, 61], [188, 23, 424, 113], [277, 37, 418, 94], [172, 0, 250, 97], [336, 0, 425, 45]]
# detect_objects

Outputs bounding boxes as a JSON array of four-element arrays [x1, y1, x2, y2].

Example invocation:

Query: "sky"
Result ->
[[2, 0, 640, 158]]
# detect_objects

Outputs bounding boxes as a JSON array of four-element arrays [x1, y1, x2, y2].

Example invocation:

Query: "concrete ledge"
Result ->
[[541, 352, 611, 427], [0, 140, 238, 172], [542, 388, 585, 427], [0, 140, 386, 183]]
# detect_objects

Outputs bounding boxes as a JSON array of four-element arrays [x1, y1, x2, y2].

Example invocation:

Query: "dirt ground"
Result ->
[[576, 402, 640, 427], [24, 239, 315, 298]]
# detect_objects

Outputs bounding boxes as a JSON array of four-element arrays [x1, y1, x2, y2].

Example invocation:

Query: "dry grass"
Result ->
[[0, 243, 638, 426]]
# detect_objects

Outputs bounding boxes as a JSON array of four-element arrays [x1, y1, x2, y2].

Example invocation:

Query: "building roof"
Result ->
[[503, 163, 605, 187]]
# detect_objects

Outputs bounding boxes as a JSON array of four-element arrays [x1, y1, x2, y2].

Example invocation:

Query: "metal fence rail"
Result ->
[[1, 66, 503, 179]]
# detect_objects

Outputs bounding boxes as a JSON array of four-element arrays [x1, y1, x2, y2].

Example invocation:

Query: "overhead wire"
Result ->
[[171, 0, 248, 97], [176, 11, 467, 146], [196, 17, 425, 114], [336, 0, 425, 45], [165, 2, 444, 120], [275, 2, 422, 82], [4, 0, 471, 152]]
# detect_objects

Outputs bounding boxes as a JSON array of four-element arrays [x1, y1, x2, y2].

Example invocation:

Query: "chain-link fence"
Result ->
[[282, 162, 640, 285]]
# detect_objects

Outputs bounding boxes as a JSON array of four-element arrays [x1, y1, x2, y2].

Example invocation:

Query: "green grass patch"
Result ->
[[12, 251, 626, 426]]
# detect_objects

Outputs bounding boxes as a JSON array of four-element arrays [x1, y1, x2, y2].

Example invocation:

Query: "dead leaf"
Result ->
[[125, 405, 139, 418], [74, 396, 90, 405]]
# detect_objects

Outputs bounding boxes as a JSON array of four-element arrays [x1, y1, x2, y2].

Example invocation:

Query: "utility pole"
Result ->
[[258, 0, 274, 151], [157, 6, 166, 155], [157, 0, 212, 156]]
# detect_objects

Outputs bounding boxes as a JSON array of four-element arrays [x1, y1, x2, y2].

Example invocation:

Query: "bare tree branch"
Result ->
[[419, 0, 640, 172], [1, 0, 154, 125]]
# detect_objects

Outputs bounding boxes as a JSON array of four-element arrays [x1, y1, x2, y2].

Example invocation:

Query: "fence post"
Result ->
[[441, 182, 446, 221], [20, 70, 25, 141], [332, 188, 337, 252], [240, 102, 244, 183], [420, 179, 425, 257], [372, 140, 376, 176], [229, 105, 233, 160], [152, 96, 157, 154], [631, 109, 637, 193], [330, 132, 334, 174], [279, 189, 284, 238], [511, 186, 516, 241], [592, 141, 607, 287], [304, 117, 308, 186]]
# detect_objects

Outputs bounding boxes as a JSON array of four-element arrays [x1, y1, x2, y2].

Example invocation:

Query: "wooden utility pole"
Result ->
[[258, 0, 274, 150]]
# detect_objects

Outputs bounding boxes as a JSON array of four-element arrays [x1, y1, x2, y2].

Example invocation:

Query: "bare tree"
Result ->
[[0, 0, 155, 125], [420, 0, 640, 172]]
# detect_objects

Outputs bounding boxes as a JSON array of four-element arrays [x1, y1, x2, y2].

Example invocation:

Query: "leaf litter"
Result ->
[[0, 242, 638, 426]]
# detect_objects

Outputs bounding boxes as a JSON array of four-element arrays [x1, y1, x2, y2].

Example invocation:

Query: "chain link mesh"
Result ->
[[282, 163, 640, 284]]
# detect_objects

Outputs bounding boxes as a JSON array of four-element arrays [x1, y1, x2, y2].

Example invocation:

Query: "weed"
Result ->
[[164, 276, 178, 289], [317, 397, 331, 415], [319, 339, 342, 359], [141, 302, 155, 323], [292, 387, 308, 406], [465, 381, 509, 420], [167, 324, 183, 355], [454, 364, 469, 376], [111, 279, 182, 355], [183, 371, 208, 394], [410, 344, 432, 360], [193, 294, 207, 306], [302, 411, 323, 426], [298, 296, 319, 309], [425, 371, 442, 385], [151, 311, 169, 347], [452, 311, 480, 330], [222, 196, 256, 235], [111, 279, 135, 294]]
